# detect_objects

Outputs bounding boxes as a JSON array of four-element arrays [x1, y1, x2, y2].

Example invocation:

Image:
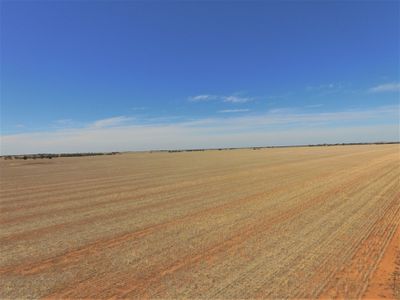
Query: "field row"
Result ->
[[0, 145, 399, 298]]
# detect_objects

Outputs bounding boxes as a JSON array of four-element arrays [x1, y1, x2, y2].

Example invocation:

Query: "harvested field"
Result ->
[[0, 145, 399, 299]]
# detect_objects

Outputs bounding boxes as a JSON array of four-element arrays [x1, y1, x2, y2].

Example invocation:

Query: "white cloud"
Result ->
[[90, 116, 133, 129], [222, 96, 253, 103], [1, 105, 398, 155], [219, 109, 251, 113], [188, 94, 217, 102], [369, 82, 400, 93], [1, 123, 397, 155], [188, 94, 253, 103]]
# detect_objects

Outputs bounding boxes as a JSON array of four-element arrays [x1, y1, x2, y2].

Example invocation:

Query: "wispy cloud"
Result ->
[[1, 105, 398, 155], [188, 94, 217, 102], [369, 82, 400, 93], [188, 94, 253, 103], [218, 109, 250, 113], [90, 116, 133, 129], [181, 105, 399, 131], [222, 96, 253, 103]]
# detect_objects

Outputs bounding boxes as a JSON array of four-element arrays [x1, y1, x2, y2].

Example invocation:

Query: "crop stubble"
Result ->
[[0, 145, 399, 298]]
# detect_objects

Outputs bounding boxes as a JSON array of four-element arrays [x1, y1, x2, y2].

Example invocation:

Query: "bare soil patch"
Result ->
[[1, 145, 399, 298]]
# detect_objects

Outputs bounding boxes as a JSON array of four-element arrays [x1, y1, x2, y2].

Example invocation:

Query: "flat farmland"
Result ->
[[0, 145, 399, 299]]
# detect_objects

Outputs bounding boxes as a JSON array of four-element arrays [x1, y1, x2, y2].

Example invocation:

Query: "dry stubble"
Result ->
[[0, 145, 399, 299]]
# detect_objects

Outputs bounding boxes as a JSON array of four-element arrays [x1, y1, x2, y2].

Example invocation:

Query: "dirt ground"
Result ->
[[0, 145, 399, 299]]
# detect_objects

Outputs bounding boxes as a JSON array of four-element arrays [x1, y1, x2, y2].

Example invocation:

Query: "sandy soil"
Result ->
[[0, 145, 399, 299]]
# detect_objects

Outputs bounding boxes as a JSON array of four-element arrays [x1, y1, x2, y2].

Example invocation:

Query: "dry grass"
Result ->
[[0, 145, 399, 299]]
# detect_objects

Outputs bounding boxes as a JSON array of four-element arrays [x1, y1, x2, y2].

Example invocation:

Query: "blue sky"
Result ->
[[1, 1, 399, 154]]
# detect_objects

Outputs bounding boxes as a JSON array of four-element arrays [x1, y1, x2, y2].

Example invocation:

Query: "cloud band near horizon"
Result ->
[[1, 105, 398, 155]]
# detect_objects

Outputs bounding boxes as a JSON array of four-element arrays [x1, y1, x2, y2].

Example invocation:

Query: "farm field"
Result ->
[[0, 145, 399, 299]]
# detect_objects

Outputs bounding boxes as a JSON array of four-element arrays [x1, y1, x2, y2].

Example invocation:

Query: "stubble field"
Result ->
[[0, 145, 399, 299]]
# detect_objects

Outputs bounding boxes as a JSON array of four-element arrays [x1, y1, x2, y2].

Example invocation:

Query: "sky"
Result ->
[[1, 1, 399, 155]]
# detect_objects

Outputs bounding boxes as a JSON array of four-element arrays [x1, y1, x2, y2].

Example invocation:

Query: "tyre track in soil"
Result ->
[[292, 177, 400, 299], [3, 151, 392, 280], [2, 150, 394, 231], [237, 170, 400, 299], [119, 160, 399, 299], [318, 195, 400, 299], [362, 224, 400, 299], [1, 146, 397, 299], [43, 156, 394, 299], [0, 156, 316, 218], [0, 153, 346, 243], [1, 147, 379, 196], [0, 147, 379, 211], [183, 163, 400, 299], [0, 166, 299, 244], [0, 150, 305, 200]]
